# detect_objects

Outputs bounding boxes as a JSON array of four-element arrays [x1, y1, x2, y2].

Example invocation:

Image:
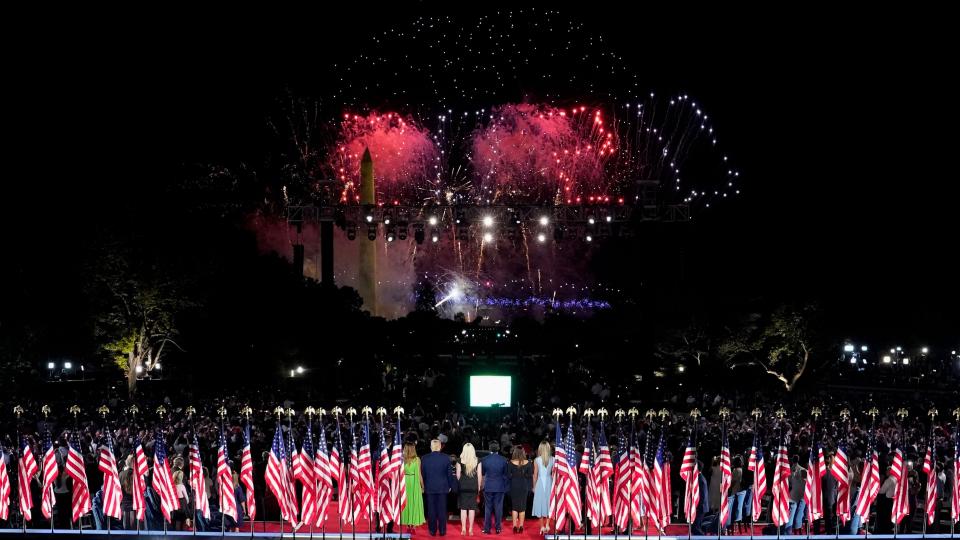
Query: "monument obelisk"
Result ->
[[358, 148, 377, 315]]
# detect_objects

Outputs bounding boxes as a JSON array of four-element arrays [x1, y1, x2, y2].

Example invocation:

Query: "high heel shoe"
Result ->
[[518, 526, 524, 533]]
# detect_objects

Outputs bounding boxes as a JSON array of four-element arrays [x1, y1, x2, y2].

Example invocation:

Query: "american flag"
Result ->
[[352, 421, 374, 522], [550, 420, 582, 531], [578, 424, 600, 528], [98, 429, 122, 520], [853, 442, 880, 523], [294, 421, 317, 526], [189, 434, 210, 519], [952, 429, 959, 524], [375, 424, 393, 526], [830, 440, 850, 524], [803, 442, 824, 522], [613, 426, 631, 531], [240, 425, 256, 522], [65, 432, 92, 521], [217, 427, 238, 522], [718, 431, 733, 530], [152, 430, 180, 522], [679, 436, 699, 524], [770, 440, 791, 527], [0, 445, 11, 521], [40, 429, 58, 519], [628, 429, 644, 527], [331, 423, 351, 524], [313, 422, 333, 527], [391, 418, 407, 523], [921, 444, 936, 525], [265, 424, 298, 527], [890, 447, 910, 526], [18, 437, 39, 522], [652, 431, 670, 530], [638, 428, 660, 529], [596, 423, 614, 528], [131, 435, 149, 521], [748, 434, 767, 521]]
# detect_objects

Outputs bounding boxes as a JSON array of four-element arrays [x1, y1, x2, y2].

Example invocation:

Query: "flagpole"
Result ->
[[129, 405, 142, 536], [922, 408, 936, 539], [348, 407, 358, 540], [628, 407, 639, 540], [333, 408, 345, 540], [865, 407, 878, 540], [658, 408, 670, 540], [156, 405, 169, 537], [395, 406, 405, 540], [584, 409, 595, 538], [40, 405, 54, 535], [363, 407, 374, 540], [306, 407, 317, 540], [750, 408, 761, 540], [808, 407, 822, 540], [219, 406, 229, 537], [614, 409, 623, 540], [718, 408, 729, 540], [775, 407, 785, 540], [602, 409, 614, 540], [837, 408, 850, 540], [894, 408, 909, 539], [375, 407, 388, 540], [14, 405, 26, 534], [567, 406, 577, 540], [275, 407, 286, 540], [688, 408, 700, 540], [239, 406, 255, 540]]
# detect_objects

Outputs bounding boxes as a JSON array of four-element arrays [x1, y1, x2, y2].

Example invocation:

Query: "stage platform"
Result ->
[[0, 530, 957, 540]]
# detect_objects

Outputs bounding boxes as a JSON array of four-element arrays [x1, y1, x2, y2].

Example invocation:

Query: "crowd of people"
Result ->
[[1, 387, 958, 535]]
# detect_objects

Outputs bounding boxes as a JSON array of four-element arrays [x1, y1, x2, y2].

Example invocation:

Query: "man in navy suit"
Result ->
[[421, 439, 456, 536], [480, 442, 510, 534]]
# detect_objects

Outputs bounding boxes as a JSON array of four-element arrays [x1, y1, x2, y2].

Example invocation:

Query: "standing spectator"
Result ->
[[508, 446, 534, 533], [480, 442, 509, 534], [456, 443, 480, 535], [422, 439, 455, 536], [401, 443, 426, 533], [532, 441, 554, 534]]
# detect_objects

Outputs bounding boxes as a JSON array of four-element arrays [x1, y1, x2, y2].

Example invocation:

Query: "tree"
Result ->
[[87, 237, 197, 396], [654, 320, 712, 367], [718, 303, 819, 391]]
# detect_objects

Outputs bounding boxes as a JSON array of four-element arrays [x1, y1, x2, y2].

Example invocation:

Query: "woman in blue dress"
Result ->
[[532, 441, 554, 534]]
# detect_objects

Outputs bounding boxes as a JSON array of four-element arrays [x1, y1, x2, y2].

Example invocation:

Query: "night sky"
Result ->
[[7, 5, 957, 342]]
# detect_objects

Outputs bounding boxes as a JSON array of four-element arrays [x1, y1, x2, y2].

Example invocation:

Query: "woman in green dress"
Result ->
[[401, 443, 426, 531]]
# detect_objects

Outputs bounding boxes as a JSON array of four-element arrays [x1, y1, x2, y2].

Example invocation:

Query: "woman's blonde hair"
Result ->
[[460, 443, 478, 477], [537, 441, 553, 466], [403, 443, 418, 465], [173, 470, 184, 486]]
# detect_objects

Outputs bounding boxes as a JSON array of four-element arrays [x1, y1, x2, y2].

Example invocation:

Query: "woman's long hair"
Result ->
[[537, 441, 553, 467], [460, 443, 479, 477], [403, 443, 418, 465]]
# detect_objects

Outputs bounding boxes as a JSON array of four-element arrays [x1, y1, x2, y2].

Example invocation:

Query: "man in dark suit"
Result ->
[[421, 439, 456, 536], [480, 442, 510, 534]]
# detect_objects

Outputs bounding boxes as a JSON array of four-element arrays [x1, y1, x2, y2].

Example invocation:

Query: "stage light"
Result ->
[[428, 216, 438, 226], [843, 344, 855, 352], [346, 223, 357, 241], [154, 363, 161, 370], [367, 224, 377, 241], [896, 346, 902, 351], [902, 357, 910, 365], [921, 347, 928, 354], [850, 358, 857, 364], [553, 226, 563, 241], [290, 369, 295, 377], [398, 223, 408, 240], [365, 214, 374, 223], [431, 233, 439, 243], [47, 362, 55, 369], [585, 234, 593, 242], [483, 215, 494, 227], [136, 365, 144, 373], [539, 216, 549, 226], [457, 226, 468, 241], [483, 232, 494, 243], [861, 345, 868, 351], [64, 362, 72, 369], [883, 355, 892, 364], [678, 365, 685, 373], [455, 209, 465, 224], [296, 366, 305, 374], [605, 215, 612, 222], [537, 233, 546, 243], [386, 231, 395, 242], [588, 216, 596, 225], [414, 224, 425, 244]]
